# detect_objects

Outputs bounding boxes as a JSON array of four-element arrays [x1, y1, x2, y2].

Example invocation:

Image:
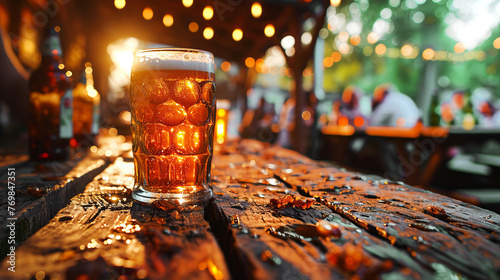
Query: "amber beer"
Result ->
[[130, 49, 215, 204]]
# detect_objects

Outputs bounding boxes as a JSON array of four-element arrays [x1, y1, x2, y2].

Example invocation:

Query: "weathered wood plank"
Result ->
[[2, 139, 499, 280], [0, 153, 110, 257], [0, 158, 230, 280], [206, 140, 436, 280], [264, 146, 500, 280]]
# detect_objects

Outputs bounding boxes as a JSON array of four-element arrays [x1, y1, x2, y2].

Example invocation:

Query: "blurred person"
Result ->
[[440, 102, 455, 126], [276, 96, 296, 149], [477, 101, 499, 127], [340, 85, 367, 128], [370, 83, 420, 127], [449, 90, 467, 126], [452, 90, 478, 129], [240, 97, 276, 142], [276, 94, 315, 150], [327, 99, 342, 126]]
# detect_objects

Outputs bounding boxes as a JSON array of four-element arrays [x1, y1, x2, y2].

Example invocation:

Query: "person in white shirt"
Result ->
[[370, 83, 420, 127]]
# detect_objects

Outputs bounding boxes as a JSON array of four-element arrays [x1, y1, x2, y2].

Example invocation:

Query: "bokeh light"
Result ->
[[182, 0, 193, 8], [245, 57, 255, 68], [203, 27, 214, 39], [163, 14, 174, 27], [232, 29, 243, 41], [454, 42, 466, 53], [203, 6, 214, 20], [142, 7, 153, 20], [323, 56, 334, 67], [367, 32, 378, 44], [114, 0, 126, 9], [401, 44, 413, 57], [375, 44, 386, 55], [422, 48, 435, 60], [251, 3, 262, 18], [264, 24, 275, 37], [189, 22, 199, 32], [330, 0, 341, 7], [221, 61, 231, 72], [493, 37, 500, 49]]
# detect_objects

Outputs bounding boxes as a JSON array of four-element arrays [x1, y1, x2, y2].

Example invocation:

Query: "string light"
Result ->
[[323, 56, 334, 67], [114, 0, 126, 9], [189, 22, 199, 32], [203, 27, 214, 40], [338, 31, 349, 42], [232, 29, 243, 41], [350, 35, 361, 46], [422, 48, 435, 60], [367, 32, 378, 44], [221, 61, 231, 72], [245, 57, 255, 68], [330, 0, 341, 7], [454, 42, 466, 53], [375, 44, 386, 55], [264, 24, 275, 37], [401, 44, 413, 57], [203, 6, 214, 20], [251, 3, 262, 18], [331, 52, 341, 62], [163, 14, 174, 27], [494, 37, 500, 49], [182, 0, 193, 8], [142, 7, 153, 20]]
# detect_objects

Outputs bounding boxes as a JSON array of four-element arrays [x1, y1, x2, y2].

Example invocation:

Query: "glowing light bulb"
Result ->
[[330, 0, 341, 7], [114, 0, 126, 9], [251, 3, 262, 18], [203, 27, 214, 40], [203, 6, 214, 20], [189, 22, 199, 32], [245, 57, 255, 68], [163, 14, 174, 27], [264, 24, 275, 37], [143, 7, 153, 20], [221, 61, 231, 72], [422, 48, 435, 60], [232, 29, 243, 41]]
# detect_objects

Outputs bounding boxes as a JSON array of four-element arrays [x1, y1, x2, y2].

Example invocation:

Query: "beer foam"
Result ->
[[133, 49, 215, 73]]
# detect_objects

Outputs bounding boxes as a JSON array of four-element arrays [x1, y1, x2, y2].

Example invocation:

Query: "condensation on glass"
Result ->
[[130, 48, 215, 204]]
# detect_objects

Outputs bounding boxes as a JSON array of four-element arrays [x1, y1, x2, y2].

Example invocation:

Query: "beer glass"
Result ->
[[130, 48, 215, 204]]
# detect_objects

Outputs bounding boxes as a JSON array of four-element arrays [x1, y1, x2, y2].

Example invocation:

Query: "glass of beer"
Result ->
[[130, 48, 215, 205]]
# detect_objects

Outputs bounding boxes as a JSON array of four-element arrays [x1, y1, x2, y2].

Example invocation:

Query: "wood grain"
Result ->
[[2, 139, 499, 280]]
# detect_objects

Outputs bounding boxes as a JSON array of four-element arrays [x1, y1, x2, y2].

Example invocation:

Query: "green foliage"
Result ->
[[321, 0, 500, 99]]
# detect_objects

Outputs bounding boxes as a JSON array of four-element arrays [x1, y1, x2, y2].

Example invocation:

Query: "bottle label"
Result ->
[[42, 35, 63, 57], [91, 104, 100, 135], [60, 89, 73, 138]]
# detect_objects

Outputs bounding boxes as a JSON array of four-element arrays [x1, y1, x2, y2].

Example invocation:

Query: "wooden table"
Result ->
[[321, 125, 500, 187], [1, 139, 500, 280]]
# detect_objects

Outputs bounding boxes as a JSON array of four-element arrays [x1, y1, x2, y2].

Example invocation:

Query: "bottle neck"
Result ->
[[40, 28, 64, 67]]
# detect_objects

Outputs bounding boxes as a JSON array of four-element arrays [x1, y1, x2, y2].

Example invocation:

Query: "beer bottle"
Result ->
[[428, 90, 441, 127], [462, 91, 477, 130], [85, 63, 101, 140], [28, 26, 73, 160], [72, 68, 93, 148]]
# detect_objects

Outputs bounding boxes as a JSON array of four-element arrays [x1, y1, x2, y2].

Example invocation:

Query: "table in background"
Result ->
[[321, 125, 500, 187]]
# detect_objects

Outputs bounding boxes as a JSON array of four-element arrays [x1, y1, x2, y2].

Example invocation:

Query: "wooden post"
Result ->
[[283, 0, 329, 155]]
